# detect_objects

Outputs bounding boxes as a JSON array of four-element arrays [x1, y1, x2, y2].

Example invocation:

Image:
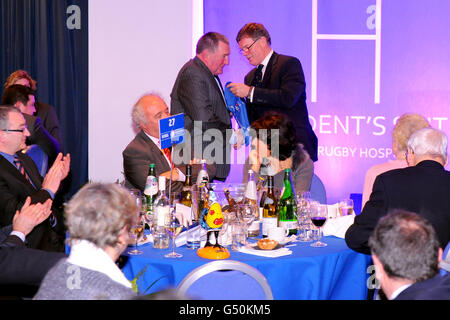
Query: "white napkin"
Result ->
[[175, 203, 193, 227], [238, 244, 293, 258], [322, 214, 355, 238], [327, 203, 339, 219]]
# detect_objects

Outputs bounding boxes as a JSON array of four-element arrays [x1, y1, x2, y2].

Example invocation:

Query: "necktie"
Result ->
[[214, 75, 226, 103], [163, 147, 174, 168], [14, 155, 32, 184], [251, 64, 264, 87]]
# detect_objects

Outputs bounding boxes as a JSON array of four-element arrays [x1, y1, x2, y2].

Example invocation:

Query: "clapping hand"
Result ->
[[12, 197, 53, 236], [42, 153, 71, 194]]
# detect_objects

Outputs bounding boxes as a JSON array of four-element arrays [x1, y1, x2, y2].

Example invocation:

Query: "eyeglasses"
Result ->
[[239, 38, 260, 54], [1, 127, 27, 133]]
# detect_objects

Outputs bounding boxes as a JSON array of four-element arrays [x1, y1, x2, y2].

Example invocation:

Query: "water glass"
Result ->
[[231, 222, 246, 251]]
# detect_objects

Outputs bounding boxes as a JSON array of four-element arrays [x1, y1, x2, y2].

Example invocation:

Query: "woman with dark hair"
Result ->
[[243, 111, 314, 194]]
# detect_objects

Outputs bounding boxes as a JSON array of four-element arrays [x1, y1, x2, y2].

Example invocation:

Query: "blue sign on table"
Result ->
[[159, 113, 185, 149]]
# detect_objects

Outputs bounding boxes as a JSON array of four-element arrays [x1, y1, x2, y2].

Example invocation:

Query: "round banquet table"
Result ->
[[121, 234, 372, 300]]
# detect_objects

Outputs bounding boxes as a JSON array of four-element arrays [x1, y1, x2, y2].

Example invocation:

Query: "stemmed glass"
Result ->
[[128, 215, 145, 255], [237, 203, 255, 245], [296, 192, 312, 242], [309, 202, 328, 247], [339, 198, 354, 216], [164, 213, 183, 258]]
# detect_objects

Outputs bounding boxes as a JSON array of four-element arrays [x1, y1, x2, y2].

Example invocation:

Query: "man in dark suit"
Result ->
[[227, 22, 318, 162], [346, 127, 450, 254], [4, 70, 63, 148], [368, 210, 447, 300], [0, 106, 70, 251], [171, 32, 232, 181], [0, 197, 66, 298], [2, 84, 61, 165], [123, 94, 215, 193]]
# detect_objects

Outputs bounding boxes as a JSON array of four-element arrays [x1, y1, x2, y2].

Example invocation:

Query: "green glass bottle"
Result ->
[[277, 168, 298, 235], [143, 164, 158, 214], [180, 164, 193, 207]]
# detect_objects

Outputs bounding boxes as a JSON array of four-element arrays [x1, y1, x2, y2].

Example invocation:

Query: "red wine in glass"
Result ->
[[311, 217, 327, 228]]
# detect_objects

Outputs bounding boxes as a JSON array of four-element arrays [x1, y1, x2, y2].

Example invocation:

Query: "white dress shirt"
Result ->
[[145, 132, 185, 182], [249, 50, 274, 101]]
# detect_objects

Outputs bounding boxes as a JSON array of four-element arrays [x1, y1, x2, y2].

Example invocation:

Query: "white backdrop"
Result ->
[[88, 0, 200, 183]]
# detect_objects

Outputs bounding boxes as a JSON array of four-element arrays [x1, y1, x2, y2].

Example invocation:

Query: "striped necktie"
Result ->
[[14, 155, 32, 184]]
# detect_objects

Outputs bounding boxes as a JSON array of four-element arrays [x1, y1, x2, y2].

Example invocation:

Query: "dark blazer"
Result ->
[[0, 232, 66, 286], [0, 152, 56, 249], [24, 113, 61, 166], [395, 274, 450, 300], [345, 160, 450, 254], [122, 130, 216, 193], [170, 56, 231, 180], [244, 52, 318, 162], [35, 101, 63, 149]]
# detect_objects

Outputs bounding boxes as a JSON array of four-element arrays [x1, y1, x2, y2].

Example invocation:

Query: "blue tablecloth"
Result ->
[[122, 236, 372, 300]]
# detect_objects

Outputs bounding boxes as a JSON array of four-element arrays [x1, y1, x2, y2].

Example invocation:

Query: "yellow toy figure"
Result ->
[[197, 188, 230, 259]]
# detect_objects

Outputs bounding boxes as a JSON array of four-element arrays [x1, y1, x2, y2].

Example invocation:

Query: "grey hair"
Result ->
[[131, 92, 165, 128], [369, 210, 440, 282], [196, 32, 229, 54], [0, 105, 21, 130], [407, 127, 448, 163], [65, 182, 138, 249]]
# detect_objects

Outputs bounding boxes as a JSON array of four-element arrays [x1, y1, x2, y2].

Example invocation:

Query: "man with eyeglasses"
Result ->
[[2, 84, 61, 166], [227, 22, 318, 162], [0, 105, 70, 252], [171, 32, 232, 181]]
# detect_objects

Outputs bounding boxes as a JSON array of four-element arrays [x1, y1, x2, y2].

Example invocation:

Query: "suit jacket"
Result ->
[[35, 101, 63, 150], [24, 113, 61, 166], [244, 52, 318, 162], [0, 152, 57, 250], [0, 232, 66, 286], [395, 274, 450, 300], [170, 56, 231, 180], [122, 130, 216, 193], [345, 160, 450, 254]]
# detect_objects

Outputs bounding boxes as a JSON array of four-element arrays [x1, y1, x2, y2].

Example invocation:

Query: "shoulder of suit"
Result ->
[[123, 131, 156, 154]]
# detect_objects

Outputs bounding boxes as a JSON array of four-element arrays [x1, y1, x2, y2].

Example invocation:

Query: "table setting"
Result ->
[[121, 184, 372, 300]]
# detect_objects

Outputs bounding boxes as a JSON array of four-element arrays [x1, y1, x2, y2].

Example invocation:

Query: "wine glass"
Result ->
[[309, 202, 328, 247], [339, 198, 354, 216], [237, 203, 255, 245], [128, 216, 145, 255], [164, 213, 183, 258]]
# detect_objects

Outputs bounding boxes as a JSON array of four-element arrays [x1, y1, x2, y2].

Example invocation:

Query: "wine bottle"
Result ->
[[277, 168, 298, 235], [262, 175, 278, 237], [154, 176, 170, 227], [196, 159, 209, 187], [180, 164, 193, 207], [224, 188, 238, 212], [244, 170, 260, 237], [143, 163, 158, 214]]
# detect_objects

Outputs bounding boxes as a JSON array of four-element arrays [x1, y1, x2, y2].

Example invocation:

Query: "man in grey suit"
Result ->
[[123, 94, 215, 194], [170, 32, 232, 181]]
